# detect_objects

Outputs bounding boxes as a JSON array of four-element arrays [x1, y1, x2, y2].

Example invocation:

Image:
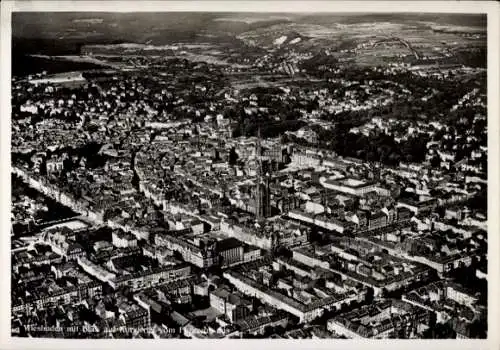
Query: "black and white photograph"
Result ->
[[1, 1, 499, 348]]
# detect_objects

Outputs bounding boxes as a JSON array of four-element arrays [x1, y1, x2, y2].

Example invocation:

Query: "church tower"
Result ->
[[254, 128, 271, 220]]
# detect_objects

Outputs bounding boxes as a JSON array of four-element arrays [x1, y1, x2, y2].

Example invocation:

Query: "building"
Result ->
[[402, 280, 483, 325], [323, 178, 377, 197], [219, 220, 273, 250], [327, 299, 431, 339], [292, 241, 432, 297], [12, 281, 102, 313], [112, 230, 138, 248], [46, 157, 65, 174], [243, 245, 262, 263], [288, 209, 355, 234], [142, 244, 176, 266], [446, 283, 479, 308], [43, 229, 86, 260], [224, 270, 360, 323], [209, 287, 252, 323], [291, 152, 321, 168], [263, 144, 284, 164], [396, 207, 413, 222], [155, 233, 218, 268], [94, 240, 114, 253], [118, 303, 150, 330], [77, 257, 116, 282], [358, 235, 475, 275], [235, 312, 289, 336], [217, 238, 244, 267], [397, 197, 438, 215], [368, 211, 388, 230], [109, 263, 191, 291]]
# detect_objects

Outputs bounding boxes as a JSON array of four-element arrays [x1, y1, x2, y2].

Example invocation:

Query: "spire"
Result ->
[[255, 127, 265, 221], [256, 127, 263, 181]]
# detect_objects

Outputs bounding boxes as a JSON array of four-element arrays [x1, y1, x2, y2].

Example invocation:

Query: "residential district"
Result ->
[[10, 40, 487, 339]]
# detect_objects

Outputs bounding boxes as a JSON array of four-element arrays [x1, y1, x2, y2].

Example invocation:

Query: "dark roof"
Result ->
[[370, 211, 387, 220], [217, 238, 243, 252]]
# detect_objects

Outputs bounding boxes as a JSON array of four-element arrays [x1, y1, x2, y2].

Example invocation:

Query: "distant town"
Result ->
[[10, 12, 487, 339]]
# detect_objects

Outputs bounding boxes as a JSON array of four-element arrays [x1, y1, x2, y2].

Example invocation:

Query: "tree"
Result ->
[[229, 147, 239, 166], [173, 250, 183, 261], [430, 155, 441, 168], [480, 153, 487, 172], [365, 287, 375, 304], [422, 322, 456, 339], [469, 318, 487, 338], [280, 133, 290, 144]]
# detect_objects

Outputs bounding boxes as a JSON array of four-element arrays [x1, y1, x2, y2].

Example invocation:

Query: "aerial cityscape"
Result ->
[[10, 12, 488, 339]]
